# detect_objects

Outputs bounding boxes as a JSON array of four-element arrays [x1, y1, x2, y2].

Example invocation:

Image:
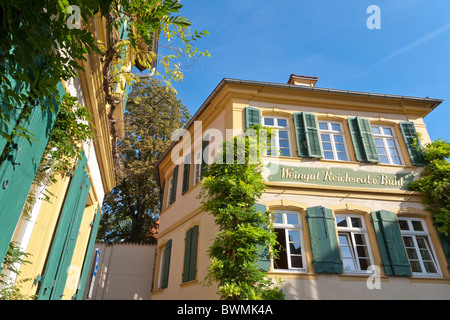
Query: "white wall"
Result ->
[[83, 242, 156, 300]]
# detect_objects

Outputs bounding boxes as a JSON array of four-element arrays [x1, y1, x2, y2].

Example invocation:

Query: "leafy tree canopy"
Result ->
[[97, 78, 190, 243]]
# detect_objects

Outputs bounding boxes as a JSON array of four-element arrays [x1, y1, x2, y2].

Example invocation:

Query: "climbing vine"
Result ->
[[199, 125, 285, 300], [408, 138, 450, 239]]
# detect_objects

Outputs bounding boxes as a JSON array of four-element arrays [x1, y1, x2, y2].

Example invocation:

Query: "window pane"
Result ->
[[264, 118, 274, 126], [288, 230, 300, 243], [280, 148, 290, 157], [273, 213, 283, 224], [392, 157, 401, 165], [399, 220, 409, 230], [336, 217, 347, 227], [410, 260, 421, 273], [335, 143, 345, 152], [331, 123, 341, 131], [291, 256, 303, 268], [337, 152, 347, 161], [278, 131, 288, 139], [424, 261, 437, 273], [371, 127, 380, 135], [412, 220, 424, 231], [321, 134, 330, 142], [406, 248, 418, 260], [389, 147, 399, 156], [277, 119, 287, 127], [341, 246, 353, 258], [386, 139, 396, 147], [383, 127, 392, 136], [359, 258, 370, 270], [339, 235, 349, 246], [374, 138, 383, 146], [286, 214, 299, 225], [380, 156, 389, 163], [334, 135, 344, 143], [403, 236, 414, 247], [354, 233, 364, 245], [274, 229, 288, 269], [351, 217, 362, 228], [279, 139, 290, 148], [377, 147, 386, 155], [324, 151, 334, 159], [356, 245, 369, 258], [343, 258, 356, 271], [290, 242, 302, 255], [319, 122, 328, 130], [322, 142, 332, 151]]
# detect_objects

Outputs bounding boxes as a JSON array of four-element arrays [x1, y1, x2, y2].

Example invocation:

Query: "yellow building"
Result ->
[[0, 16, 128, 300], [152, 74, 450, 300]]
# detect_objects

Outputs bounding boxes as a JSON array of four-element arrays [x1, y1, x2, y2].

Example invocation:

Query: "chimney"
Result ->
[[287, 74, 318, 87]]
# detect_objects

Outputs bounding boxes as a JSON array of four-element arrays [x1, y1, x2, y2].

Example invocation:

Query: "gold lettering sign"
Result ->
[[267, 164, 415, 190]]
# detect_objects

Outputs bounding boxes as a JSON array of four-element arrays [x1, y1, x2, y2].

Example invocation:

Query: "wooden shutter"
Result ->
[[0, 82, 65, 264], [37, 153, 91, 300], [74, 206, 101, 300], [159, 179, 165, 211], [161, 239, 172, 288], [306, 206, 343, 274], [182, 225, 199, 282], [245, 107, 261, 129], [371, 210, 412, 277], [254, 203, 271, 271], [169, 165, 178, 204], [293, 112, 322, 158], [182, 154, 190, 195], [201, 135, 209, 177], [347, 117, 379, 162], [399, 121, 425, 166]]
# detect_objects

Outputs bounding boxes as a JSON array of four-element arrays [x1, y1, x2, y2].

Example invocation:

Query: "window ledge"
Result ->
[[180, 279, 198, 288]]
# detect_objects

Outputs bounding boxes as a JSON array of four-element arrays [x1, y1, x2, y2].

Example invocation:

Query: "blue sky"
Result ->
[[156, 1, 450, 141]]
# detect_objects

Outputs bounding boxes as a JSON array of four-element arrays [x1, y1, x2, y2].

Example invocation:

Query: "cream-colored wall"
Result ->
[[87, 243, 156, 300]]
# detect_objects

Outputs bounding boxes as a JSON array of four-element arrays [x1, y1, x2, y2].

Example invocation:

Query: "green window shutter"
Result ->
[[254, 203, 271, 272], [293, 112, 308, 158], [75, 206, 101, 300], [37, 153, 91, 300], [161, 239, 172, 288], [347, 117, 379, 162], [201, 135, 209, 177], [399, 121, 425, 166], [306, 206, 343, 274], [371, 210, 412, 277], [183, 225, 199, 282], [159, 179, 165, 211], [245, 107, 261, 129], [0, 82, 65, 265], [169, 165, 178, 204], [189, 225, 199, 281], [182, 154, 190, 195], [293, 112, 322, 158]]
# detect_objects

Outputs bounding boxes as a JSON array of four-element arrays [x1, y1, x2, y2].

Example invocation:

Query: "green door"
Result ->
[[37, 153, 91, 300]]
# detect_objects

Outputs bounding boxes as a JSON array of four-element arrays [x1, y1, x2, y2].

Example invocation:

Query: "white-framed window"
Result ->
[[371, 125, 403, 165], [157, 246, 166, 289], [335, 214, 374, 273], [272, 210, 306, 272], [318, 121, 349, 161], [193, 151, 202, 186], [398, 217, 441, 277], [166, 176, 173, 207], [262, 116, 292, 157]]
